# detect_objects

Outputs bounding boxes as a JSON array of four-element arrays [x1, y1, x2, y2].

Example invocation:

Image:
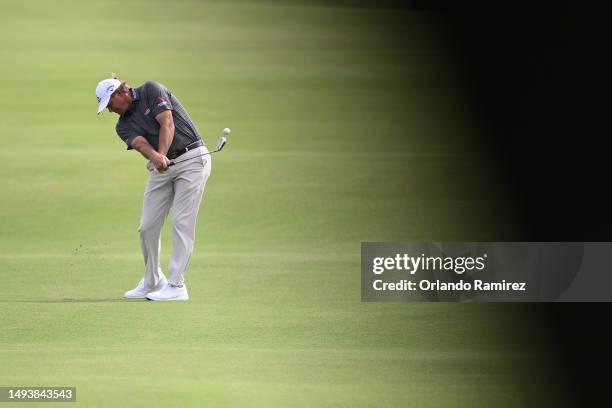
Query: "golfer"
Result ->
[[95, 75, 211, 301]]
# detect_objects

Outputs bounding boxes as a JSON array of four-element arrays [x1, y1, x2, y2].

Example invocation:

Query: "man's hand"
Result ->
[[130, 136, 171, 172], [152, 152, 171, 172]]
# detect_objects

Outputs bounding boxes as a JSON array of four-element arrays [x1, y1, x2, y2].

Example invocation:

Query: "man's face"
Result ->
[[106, 89, 132, 115]]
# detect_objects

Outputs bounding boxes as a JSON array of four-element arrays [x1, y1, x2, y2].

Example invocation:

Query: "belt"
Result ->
[[167, 140, 203, 160]]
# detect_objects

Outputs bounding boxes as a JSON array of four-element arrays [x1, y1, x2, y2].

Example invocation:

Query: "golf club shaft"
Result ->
[[168, 148, 221, 166]]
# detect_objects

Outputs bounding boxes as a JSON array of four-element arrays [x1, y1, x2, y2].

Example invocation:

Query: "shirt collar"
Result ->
[[131, 88, 140, 101]]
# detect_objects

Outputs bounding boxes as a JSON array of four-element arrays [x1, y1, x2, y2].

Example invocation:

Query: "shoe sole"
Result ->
[[145, 296, 189, 301]]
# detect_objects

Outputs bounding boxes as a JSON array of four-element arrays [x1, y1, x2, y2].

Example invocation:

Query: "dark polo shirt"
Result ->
[[115, 81, 204, 153]]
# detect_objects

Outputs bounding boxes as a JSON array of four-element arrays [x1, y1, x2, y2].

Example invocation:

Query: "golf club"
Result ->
[[168, 130, 229, 166]]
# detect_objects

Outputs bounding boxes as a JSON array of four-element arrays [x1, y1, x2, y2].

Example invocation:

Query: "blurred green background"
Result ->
[[0, 1, 558, 407]]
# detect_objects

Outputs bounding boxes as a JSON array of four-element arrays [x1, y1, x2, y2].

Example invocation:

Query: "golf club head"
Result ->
[[217, 136, 227, 151]]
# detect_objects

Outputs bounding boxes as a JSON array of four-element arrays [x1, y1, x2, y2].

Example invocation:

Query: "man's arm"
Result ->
[[155, 110, 175, 157], [131, 136, 170, 172]]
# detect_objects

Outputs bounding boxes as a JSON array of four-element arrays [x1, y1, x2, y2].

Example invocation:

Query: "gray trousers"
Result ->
[[140, 146, 211, 288]]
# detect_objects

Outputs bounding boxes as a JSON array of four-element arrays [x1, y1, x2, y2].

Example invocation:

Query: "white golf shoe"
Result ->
[[146, 283, 189, 301], [124, 276, 167, 299]]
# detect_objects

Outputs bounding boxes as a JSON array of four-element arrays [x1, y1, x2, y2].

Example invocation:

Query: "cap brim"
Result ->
[[97, 95, 111, 115]]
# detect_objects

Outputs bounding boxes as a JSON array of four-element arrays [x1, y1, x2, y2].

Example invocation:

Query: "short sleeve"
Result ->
[[116, 121, 138, 150], [144, 81, 173, 118]]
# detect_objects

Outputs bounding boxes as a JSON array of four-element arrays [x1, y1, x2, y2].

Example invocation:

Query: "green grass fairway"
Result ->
[[1, 1, 558, 407]]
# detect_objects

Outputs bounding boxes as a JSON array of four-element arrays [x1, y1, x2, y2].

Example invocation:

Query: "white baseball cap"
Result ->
[[95, 78, 122, 114]]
